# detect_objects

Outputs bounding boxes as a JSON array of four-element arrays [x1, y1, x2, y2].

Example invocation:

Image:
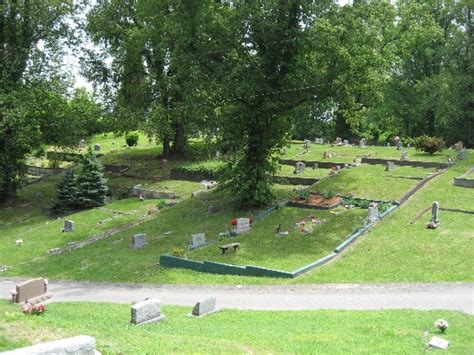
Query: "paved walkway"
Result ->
[[1, 279, 473, 314]]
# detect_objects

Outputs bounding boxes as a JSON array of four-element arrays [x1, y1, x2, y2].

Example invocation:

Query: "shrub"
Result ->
[[125, 132, 139, 147], [54, 170, 78, 212], [75, 152, 108, 208], [413, 135, 445, 155]]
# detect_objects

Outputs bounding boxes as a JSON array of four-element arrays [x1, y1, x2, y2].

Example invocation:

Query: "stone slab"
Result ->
[[191, 233, 207, 248], [1, 335, 97, 355], [131, 298, 165, 325], [15, 278, 49, 304], [191, 296, 217, 317], [428, 336, 449, 350], [132, 234, 147, 249]]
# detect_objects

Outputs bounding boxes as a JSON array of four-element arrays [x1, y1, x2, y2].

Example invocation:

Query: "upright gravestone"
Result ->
[[191, 233, 207, 248], [400, 150, 409, 161], [190, 296, 217, 317], [335, 137, 342, 145], [459, 149, 468, 160], [94, 143, 101, 151], [303, 139, 311, 149], [386, 161, 395, 171], [64, 220, 74, 232], [426, 201, 440, 229], [236, 218, 251, 234], [131, 298, 165, 325], [14, 278, 51, 304], [132, 234, 147, 249], [313, 163, 319, 169], [78, 139, 86, 148], [294, 162, 305, 174], [368, 203, 379, 223], [359, 138, 367, 148], [343, 139, 349, 146]]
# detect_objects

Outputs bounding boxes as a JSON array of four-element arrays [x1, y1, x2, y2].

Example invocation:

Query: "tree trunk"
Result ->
[[162, 134, 171, 158], [172, 122, 186, 156]]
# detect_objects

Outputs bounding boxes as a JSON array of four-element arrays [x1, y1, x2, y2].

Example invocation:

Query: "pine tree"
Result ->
[[54, 170, 77, 212], [76, 152, 108, 208]]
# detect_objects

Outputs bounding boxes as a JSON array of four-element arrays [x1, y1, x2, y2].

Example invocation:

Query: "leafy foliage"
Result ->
[[125, 132, 139, 147], [413, 135, 445, 155]]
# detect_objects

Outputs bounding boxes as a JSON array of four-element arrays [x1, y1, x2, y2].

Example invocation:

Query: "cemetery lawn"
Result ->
[[282, 141, 453, 163], [0, 301, 473, 354]]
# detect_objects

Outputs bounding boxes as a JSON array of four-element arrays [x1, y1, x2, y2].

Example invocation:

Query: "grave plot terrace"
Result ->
[[281, 140, 453, 163]]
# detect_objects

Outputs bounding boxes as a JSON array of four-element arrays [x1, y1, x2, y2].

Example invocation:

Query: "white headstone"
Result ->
[[191, 233, 207, 248], [131, 298, 165, 325], [368, 203, 379, 223], [1, 336, 97, 355], [236, 218, 251, 234], [386, 161, 395, 171], [78, 139, 86, 148], [401, 150, 409, 161], [428, 336, 449, 350], [343, 139, 349, 146]]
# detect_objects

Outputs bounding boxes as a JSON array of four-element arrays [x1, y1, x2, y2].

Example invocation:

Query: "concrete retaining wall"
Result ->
[[361, 157, 450, 169]]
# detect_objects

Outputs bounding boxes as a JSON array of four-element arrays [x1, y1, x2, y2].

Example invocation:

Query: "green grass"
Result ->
[[311, 164, 436, 201], [2, 141, 472, 285], [282, 141, 457, 163], [276, 164, 334, 179], [0, 301, 472, 354]]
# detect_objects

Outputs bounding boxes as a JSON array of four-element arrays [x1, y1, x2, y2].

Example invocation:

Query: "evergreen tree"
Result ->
[[76, 153, 108, 209], [54, 170, 77, 212]]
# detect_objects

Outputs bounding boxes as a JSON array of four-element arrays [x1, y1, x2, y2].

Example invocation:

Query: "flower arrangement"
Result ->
[[171, 247, 185, 258], [434, 319, 449, 333], [23, 302, 47, 316]]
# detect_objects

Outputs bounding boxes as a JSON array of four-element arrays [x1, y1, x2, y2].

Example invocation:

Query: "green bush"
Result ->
[[125, 132, 139, 147], [413, 135, 445, 155]]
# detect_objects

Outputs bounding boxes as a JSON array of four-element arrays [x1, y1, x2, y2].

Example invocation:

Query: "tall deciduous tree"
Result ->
[[0, 0, 78, 201], [219, 1, 328, 207]]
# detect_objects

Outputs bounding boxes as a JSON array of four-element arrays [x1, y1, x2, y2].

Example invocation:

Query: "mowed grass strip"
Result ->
[[282, 141, 456, 163], [0, 301, 472, 354], [310, 164, 435, 201], [298, 157, 474, 283]]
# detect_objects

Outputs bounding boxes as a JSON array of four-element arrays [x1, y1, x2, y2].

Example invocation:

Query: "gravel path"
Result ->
[[1, 279, 473, 314]]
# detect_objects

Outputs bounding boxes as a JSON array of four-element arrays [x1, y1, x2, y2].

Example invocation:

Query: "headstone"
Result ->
[[191, 233, 207, 248], [201, 180, 218, 190], [236, 218, 251, 234], [63, 220, 74, 232], [313, 163, 319, 169], [428, 336, 449, 350], [400, 150, 409, 161], [1, 335, 97, 355], [78, 139, 86, 148], [132, 234, 147, 249], [426, 201, 440, 229], [335, 137, 342, 145], [294, 161, 305, 174], [386, 161, 395, 171], [131, 298, 165, 325], [323, 151, 332, 159], [303, 139, 311, 149], [359, 138, 367, 148], [343, 139, 349, 146], [394, 136, 401, 150], [14, 278, 51, 304], [160, 159, 168, 168], [94, 143, 101, 151], [387, 142, 390, 147], [368, 203, 379, 223], [459, 149, 468, 160], [191, 296, 217, 317], [208, 205, 221, 214]]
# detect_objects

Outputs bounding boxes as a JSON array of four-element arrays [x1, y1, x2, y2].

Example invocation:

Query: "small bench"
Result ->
[[218, 242, 240, 254]]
